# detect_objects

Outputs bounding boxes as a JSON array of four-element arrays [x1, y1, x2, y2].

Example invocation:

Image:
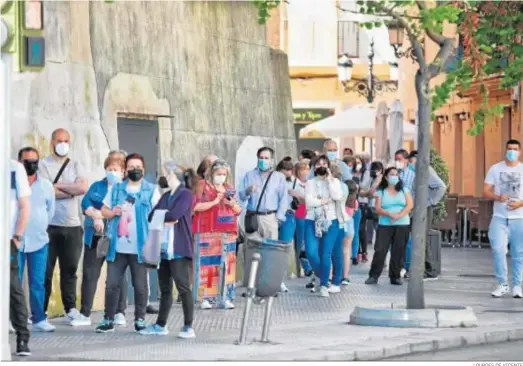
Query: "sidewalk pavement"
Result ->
[[11, 248, 523, 361]]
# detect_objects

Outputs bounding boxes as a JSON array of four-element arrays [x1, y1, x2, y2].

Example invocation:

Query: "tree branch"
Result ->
[[369, 1, 427, 70], [415, 0, 446, 45]]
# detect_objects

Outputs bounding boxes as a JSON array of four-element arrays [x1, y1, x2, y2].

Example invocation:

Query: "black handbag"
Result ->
[[290, 178, 300, 210], [244, 172, 274, 234]]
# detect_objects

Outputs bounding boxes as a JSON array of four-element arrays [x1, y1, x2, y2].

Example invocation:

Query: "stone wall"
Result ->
[[11, 1, 295, 316]]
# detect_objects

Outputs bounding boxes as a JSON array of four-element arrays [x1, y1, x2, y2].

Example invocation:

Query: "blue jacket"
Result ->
[[106, 180, 155, 263], [81, 179, 109, 248]]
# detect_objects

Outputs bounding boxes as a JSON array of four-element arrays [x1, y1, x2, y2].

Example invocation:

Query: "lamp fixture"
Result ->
[[337, 41, 398, 104], [387, 20, 419, 62], [458, 112, 470, 121]]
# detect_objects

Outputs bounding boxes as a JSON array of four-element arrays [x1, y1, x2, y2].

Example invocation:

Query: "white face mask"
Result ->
[[55, 142, 70, 157], [167, 173, 180, 191], [395, 160, 404, 170], [355, 164, 362, 172], [213, 174, 226, 185]]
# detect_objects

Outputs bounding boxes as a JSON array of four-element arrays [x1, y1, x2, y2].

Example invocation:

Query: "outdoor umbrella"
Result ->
[[299, 104, 417, 141], [388, 99, 405, 161], [375, 101, 389, 162]]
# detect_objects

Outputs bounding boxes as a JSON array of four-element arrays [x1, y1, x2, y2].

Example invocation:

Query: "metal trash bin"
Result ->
[[243, 235, 292, 298]]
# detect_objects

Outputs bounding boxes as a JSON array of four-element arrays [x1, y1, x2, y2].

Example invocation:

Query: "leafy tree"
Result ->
[[253, 0, 522, 309]]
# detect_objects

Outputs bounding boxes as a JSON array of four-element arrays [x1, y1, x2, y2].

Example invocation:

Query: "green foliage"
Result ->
[[251, 0, 281, 25], [430, 147, 450, 224]]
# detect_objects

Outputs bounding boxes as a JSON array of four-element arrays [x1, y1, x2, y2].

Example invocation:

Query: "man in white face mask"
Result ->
[[394, 149, 415, 193], [39, 128, 88, 321]]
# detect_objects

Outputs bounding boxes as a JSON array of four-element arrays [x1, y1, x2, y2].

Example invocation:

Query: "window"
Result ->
[[338, 20, 359, 57]]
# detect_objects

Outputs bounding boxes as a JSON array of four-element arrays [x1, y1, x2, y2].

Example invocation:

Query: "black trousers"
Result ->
[[10, 240, 30, 342], [369, 225, 410, 280], [80, 237, 128, 317], [44, 225, 83, 314], [157, 258, 193, 328], [358, 204, 369, 255], [104, 253, 147, 321]]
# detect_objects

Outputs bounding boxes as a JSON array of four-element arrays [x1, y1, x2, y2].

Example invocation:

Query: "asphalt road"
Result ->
[[386, 340, 523, 361]]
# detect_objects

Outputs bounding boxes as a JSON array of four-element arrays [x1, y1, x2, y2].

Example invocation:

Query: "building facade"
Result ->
[[266, 0, 414, 156], [11, 1, 295, 315]]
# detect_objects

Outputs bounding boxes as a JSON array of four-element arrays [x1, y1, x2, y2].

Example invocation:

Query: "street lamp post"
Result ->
[[337, 40, 399, 104], [1, 17, 13, 362]]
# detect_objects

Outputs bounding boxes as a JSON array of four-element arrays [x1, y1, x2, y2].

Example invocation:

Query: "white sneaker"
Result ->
[[280, 282, 289, 293], [33, 319, 56, 332], [513, 286, 523, 299], [200, 300, 213, 310], [178, 325, 196, 338], [114, 313, 127, 326], [400, 268, 407, 278], [319, 286, 329, 297], [221, 300, 235, 309], [70, 313, 92, 327], [27, 318, 32, 325], [9, 322, 15, 334], [327, 285, 341, 294], [66, 308, 81, 320], [492, 284, 510, 298]]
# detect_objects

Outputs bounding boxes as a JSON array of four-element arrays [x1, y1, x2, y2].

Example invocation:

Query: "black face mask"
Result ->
[[286, 177, 292, 182], [22, 159, 39, 176], [370, 170, 377, 179], [158, 176, 168, 189], [315, 167, 328, 176], [127, 169, 144, 182]]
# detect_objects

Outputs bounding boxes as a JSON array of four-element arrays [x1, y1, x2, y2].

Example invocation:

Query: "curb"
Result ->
[[271, 327, 523, 361]]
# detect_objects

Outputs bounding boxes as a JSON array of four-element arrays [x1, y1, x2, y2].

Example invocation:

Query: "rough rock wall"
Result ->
[[11, 1, 295, 316]]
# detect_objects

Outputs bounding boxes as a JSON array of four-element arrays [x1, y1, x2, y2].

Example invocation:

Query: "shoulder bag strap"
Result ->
[[53, 158, 70, 184], [255, 171, 274, 213], [292, 178, 297, 190]]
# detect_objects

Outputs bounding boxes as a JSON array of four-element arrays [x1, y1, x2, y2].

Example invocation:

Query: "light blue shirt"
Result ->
[[399, 168, 416, 193], [23, 175, 55, 253], [377, 188, 411, 226], [239, 168, 288, 222]]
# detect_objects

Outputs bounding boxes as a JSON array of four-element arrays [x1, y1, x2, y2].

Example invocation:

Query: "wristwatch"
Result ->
[[12, 235, 23, 242]]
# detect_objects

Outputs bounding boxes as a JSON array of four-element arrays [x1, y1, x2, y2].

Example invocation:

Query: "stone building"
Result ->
[[11, 1, 295, 315]]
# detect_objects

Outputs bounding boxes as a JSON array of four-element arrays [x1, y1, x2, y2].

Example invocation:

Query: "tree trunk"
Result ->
[[407, 70, 431, 309]]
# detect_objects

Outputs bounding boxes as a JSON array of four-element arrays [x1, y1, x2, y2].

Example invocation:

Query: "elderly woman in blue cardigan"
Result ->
[[96, 153, 161, 334], [72, 153, 128, 327], [139, 161, 198, 339]]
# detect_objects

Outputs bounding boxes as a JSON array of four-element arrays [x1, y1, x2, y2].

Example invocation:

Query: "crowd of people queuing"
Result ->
[[10, 127, 521, 357]]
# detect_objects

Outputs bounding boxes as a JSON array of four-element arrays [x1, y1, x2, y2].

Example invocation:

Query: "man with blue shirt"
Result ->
[[9, 159, 32, 356], [18, 147, 56, 332], [239, 147, 288, 239], [239, 147, 289, 291], [394, 149, 416, 192], [323, 140, 353, 181]]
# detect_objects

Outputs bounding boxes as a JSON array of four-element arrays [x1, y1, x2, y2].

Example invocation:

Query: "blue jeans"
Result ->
[[404, 236, 412, 271], [351, 209, 362, 259], [279, 211, 296, 243], [488, 217, 523, 287], [295, 218, 313, 274], [18, 244, 49, 323], [304, 219, 343, 287]]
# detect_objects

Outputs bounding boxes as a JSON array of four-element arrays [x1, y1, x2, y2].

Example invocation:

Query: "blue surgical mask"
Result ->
[[258, 159, 271, 171], [388, 176, 399, 186], [506, 150, 519, 162], [408, 163, 415, 172], [106, 170, 122, 184], [327, 151, 337, 161]]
